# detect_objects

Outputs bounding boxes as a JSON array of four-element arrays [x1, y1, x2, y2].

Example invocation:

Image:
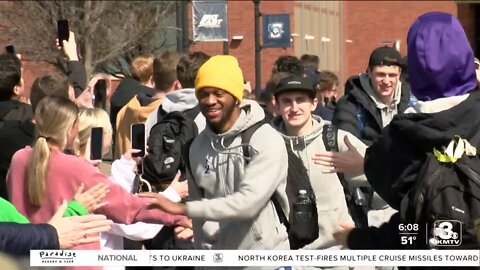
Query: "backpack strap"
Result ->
[[322, 124, 369, 228], [322, 124, 352, 199], [240, 118, 290, 230], [184, 106, 201, 120], [157, 105, 168, 121], [469, 129, 480, 148], [240, 119, 268, 162]]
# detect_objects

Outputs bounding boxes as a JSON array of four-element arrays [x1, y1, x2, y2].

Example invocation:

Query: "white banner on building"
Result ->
[[31, 250, 480, 267], [192, 0, 228, 42]]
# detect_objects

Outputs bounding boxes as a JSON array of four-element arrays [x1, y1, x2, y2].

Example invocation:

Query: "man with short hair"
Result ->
[[115, 51, 181, 159], [0, 53, 32, 122], [110, 54, 155, 133], [300, 54, 320, 72], [313, 70, 339, 121], [145, 52, 210, 138], [271, 74, 367, 252], [144, 55, 291, 252], [333, 46, 411, 145]]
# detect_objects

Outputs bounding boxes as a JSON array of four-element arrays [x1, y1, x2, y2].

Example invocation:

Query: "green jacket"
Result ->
[[0, 197, 88, 223]]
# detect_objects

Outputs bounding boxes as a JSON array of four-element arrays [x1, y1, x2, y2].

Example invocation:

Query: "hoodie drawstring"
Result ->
[[210, 137, 258, 162]]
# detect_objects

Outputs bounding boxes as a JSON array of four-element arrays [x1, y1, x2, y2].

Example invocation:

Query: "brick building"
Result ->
[[0, 1, 477, 97], [188, 1, 467, 95]]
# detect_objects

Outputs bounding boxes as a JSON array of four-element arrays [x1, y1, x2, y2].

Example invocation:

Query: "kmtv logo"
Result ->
[[198, 14, 223, 28], [430, 220, 462, 247]]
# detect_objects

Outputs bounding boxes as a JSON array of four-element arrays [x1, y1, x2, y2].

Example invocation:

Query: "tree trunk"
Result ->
[[83, 0, 93, 79]]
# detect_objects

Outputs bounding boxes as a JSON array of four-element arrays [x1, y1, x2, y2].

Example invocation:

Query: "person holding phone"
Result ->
[[7, 97, 190, 270], [114, 52, 182, 159], [56, 29, 93, 109], [75, 108, 189, 256]]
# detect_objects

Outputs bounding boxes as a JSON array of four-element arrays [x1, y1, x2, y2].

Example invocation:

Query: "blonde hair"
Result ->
[[129, 55, 154, 84], [27, 96, 78, 206], [77, 108, 112, 157]]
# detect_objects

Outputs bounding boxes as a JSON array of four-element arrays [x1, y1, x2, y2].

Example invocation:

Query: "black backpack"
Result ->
[[322, 124, 372, 229], [142, 106, 200, 190], [400, 132, 480, 249], [241, 119, 319, 250]]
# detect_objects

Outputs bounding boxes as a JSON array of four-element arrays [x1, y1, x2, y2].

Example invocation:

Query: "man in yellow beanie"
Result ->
[[142, 55, 291, 253]]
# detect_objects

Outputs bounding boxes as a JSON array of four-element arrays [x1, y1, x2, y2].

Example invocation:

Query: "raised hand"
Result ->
[[57, 31, 79, 61], [312, 135, 364, 174], [169, 171, 188, 199], [48, 201, 112, 249], [74, 183, 109, 212]]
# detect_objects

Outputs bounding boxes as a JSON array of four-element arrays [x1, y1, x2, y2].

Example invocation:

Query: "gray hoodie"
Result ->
[[359, 73, 402, 128], [186, 99, 290, 252], [145, 88, 206, 140], [272, 115, 367, 250]]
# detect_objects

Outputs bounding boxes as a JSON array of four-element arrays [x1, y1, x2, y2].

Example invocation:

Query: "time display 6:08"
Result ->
[[398, 223, 419, 232]]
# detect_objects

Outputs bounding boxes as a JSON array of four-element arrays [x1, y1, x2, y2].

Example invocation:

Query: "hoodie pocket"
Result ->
[[317, 209, 336, 234]]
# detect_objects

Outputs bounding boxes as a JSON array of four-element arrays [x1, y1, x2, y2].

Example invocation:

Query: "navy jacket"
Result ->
[[0, 222, 59, 256]]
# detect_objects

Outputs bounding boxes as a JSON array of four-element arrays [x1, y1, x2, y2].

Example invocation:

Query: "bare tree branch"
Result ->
[[0, 1, 177, 79]]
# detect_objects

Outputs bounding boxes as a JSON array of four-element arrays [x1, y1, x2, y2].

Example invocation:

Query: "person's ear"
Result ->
[[173, 80, 182, 90], [13, 85, 21, 96], [311, 97, 318, 112]]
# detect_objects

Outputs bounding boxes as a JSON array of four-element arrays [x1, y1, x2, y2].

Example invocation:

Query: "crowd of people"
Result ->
[[1, 11, 480, 270]]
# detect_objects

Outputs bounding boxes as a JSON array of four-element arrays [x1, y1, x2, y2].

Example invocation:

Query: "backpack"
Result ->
[[322, 124, 371, 228], [142, 106, 200, 191], [400, 133, 480, 249], [241, 119, 319, 250]]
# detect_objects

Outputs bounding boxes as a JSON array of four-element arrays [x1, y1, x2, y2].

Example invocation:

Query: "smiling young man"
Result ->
[[271, 74, 371, 253], [143, 55, 291, 253], [333, 46, 411, 145]]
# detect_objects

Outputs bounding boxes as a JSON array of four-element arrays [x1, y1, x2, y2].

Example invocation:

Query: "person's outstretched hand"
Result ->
[[138, 192, 186, 215], [332, 222, 355, 248], [312, 135, 364, 174], [74, 183, 109, 212], [48, 201, 112, 249]]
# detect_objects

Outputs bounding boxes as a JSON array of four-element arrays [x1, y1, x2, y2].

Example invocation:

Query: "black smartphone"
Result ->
[[90, 127, 103, 160], [130, 123, 145, 158], [57, 19, 69, 44], [5, 45, 16, 55]]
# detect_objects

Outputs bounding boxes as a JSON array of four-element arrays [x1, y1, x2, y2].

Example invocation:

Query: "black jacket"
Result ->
[[0, 100, 33, 123], [66, 61, 87, 98], [333, 74, 411, 146], [0, 120, 36, 199], [109, 77, 154, 131], [348, 90, 480, 249], [0, 222, 59, 256]]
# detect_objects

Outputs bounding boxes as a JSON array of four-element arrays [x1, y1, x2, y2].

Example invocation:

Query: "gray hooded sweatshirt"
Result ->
[[145, 88, 206, 140], [186, 99, 290, 252], [272, 115, 367, 250]]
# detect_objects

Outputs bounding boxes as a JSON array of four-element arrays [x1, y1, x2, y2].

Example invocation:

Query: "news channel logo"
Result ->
[[213, 253, 223, 263], [430, 220, 462, 247]]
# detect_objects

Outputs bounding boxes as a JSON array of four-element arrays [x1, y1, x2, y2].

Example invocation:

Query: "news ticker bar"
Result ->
[[30, 250, 480, 267]]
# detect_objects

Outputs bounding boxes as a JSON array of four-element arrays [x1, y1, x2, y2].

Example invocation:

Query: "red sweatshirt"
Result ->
[[7, 147, 185, 269]]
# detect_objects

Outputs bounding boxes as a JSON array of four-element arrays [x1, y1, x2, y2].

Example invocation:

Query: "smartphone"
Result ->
[[57, 19, 70, 44], [90, 127, 103, 160], [5, 45, 16, 55], [131, 123, 146, 158]]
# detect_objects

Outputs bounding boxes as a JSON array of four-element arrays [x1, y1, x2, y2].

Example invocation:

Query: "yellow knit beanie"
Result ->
[[195, 55, 244, 101]]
